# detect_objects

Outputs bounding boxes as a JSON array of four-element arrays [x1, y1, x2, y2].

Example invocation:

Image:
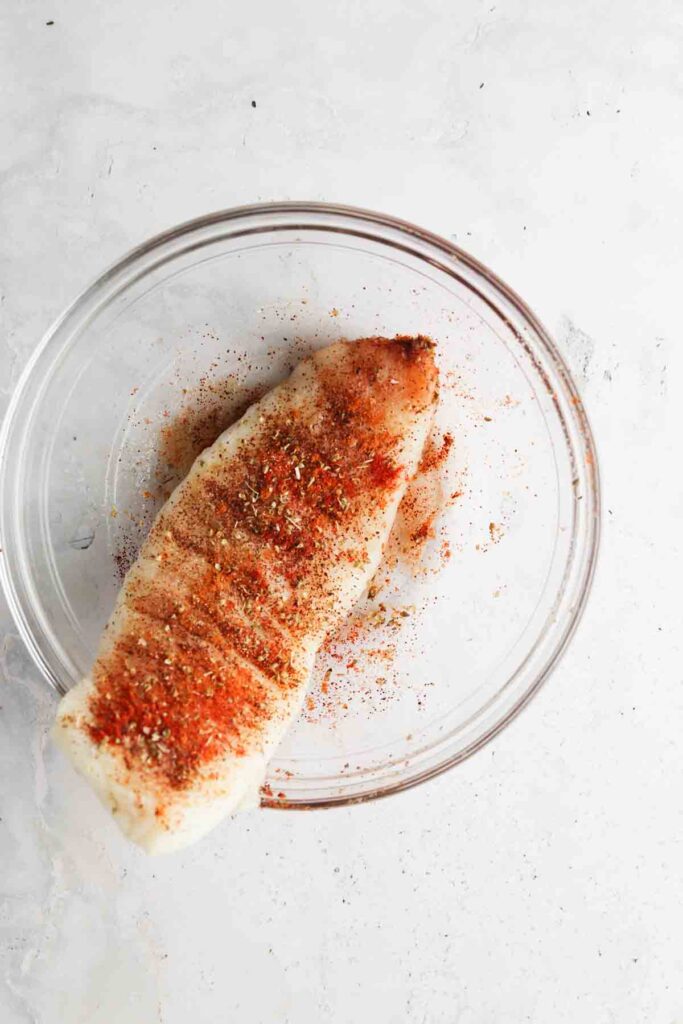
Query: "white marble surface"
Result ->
[[2, 1, 682, 1020]]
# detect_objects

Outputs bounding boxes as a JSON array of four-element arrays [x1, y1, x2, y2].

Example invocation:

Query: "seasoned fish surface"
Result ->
[[54, 336, 438, 852]]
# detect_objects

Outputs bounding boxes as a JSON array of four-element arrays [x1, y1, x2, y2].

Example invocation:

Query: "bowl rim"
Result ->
[[0, 200, 601, 809]]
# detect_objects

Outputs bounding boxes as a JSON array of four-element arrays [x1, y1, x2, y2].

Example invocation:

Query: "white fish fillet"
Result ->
[[53, 336, 438, 852]]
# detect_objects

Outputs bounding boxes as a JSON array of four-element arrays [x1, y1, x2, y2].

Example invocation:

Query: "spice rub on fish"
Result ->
[[53, 336, 438, 852]]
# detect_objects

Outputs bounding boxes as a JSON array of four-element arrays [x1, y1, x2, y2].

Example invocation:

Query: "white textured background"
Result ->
[[1, 2, 682, 1021]]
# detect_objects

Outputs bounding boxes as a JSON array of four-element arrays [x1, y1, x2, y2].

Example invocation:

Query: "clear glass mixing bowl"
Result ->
[[0, 203, 599, 807]]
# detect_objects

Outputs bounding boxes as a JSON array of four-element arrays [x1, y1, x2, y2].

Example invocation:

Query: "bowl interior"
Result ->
[[0, 208, 598, 805]]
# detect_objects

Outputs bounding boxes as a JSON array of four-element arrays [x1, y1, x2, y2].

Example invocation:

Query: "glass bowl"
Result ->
[[0, 203, 599, 808]]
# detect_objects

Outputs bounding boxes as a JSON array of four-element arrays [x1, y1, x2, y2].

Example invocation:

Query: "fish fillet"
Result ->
[[53, 336, 438, 852]]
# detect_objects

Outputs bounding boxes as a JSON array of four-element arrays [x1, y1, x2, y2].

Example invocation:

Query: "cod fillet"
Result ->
[[53, 336, 438, 852]]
